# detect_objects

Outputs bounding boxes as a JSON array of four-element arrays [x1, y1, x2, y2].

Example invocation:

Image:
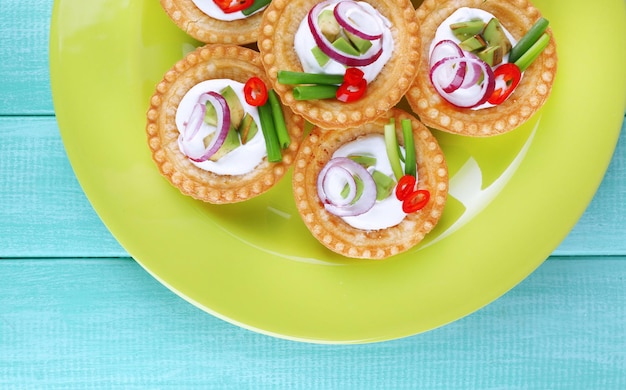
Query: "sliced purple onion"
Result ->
[[179, 91, 231, 162], [317, 157, 377, 217], [307, 0, 383, 67], [333, 1, 383, 40], [429, 56, 495, 108], [429, 39, 465, 68]]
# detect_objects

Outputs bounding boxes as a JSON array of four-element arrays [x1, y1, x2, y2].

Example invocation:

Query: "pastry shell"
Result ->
[[146, 44, 304, 204], [406, 0, 558, 136], [160, 0, 264, 45], [258, 0, 421, 130], [292, 108, 448, 259]]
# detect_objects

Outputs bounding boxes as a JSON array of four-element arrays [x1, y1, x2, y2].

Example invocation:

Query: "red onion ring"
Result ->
[[333, 1, 383, 40], [307, 0, 383, 67], [317, 157, 377, 217], [429, 39, 465, 68], [179, 91, 231, 162], [429, 56, 495, 108]]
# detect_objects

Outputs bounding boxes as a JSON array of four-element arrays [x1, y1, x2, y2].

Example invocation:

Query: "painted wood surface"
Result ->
[[1, 0, 625, 388]]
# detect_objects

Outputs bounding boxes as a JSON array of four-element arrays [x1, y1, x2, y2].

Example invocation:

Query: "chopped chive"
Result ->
[[267, 89, 290, 149], [348, 154, 377, 167], [258, 101, 282, 162], [401, 119, 416, 178], [292, 85, 339, 100], [372, 170, 396, 201], [278, 70, 345, 85], [514, 32, 550, 72], [341, 175, 364, 202], [508, 17, 549, 64], [241, 0, 271, 16], [384, 119, 403, 180]]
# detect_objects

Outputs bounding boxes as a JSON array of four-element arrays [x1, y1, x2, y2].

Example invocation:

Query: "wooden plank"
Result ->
[[0, 117, 126, 258], [1, 116, 624, 258], [0, 257, 624, 388], [0, 0, 54, 115]]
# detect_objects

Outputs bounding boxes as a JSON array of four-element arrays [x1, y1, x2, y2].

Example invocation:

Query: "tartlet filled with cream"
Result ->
[[146, 44, 303, 203], [406, 0, 557, 136], [258, 0, 421, 130], [160, 0, 271, 44], [292, 108, 448, 259]]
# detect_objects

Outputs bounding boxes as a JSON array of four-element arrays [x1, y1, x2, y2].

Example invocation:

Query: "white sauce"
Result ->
[[294, 0, 394, 83], [431, 7, 519, 110], [330, 134, 409, 231], [190, 0, 265, 21], [175, 79, 266, 176]]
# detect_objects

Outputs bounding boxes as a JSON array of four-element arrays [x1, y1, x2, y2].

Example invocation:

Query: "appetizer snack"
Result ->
[[406, 0, 557, 136], [258, 0, 421, 130], [160, 0, 271, 44], [292, 108, 448, 259], [146, 44, 303, 203]]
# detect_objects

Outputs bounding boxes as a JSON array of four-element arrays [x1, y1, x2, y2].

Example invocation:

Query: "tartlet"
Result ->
[[258, 0, 421, 130], [146, 44, 304, 204], [160, 0, 267, 45], [406, 0, 558, 136], [292, 108, 448, 259]]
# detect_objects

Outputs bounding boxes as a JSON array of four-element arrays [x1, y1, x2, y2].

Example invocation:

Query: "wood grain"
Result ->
[[0, 258, 624, 388], [0, 1, 54, 115]]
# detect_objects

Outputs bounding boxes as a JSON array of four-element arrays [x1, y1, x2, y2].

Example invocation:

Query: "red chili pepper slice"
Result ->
[[243, 76, 268, 106], [395, 175, 416, 201], [213, 0, 254, 14], [487, 63, 522, 105], [343, 68, 365, 86], [336, 78, 367, 103], [402, 189, 430, 213]]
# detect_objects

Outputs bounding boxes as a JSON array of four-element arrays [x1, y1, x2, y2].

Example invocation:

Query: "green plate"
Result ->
[[50, 0, 626, 343]]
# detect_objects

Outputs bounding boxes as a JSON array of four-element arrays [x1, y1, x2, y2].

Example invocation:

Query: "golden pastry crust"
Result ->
[[406, 0, 558, 136], [160, 0, 264, 45], [258, 0, 421, 130], [146, 44, 304, 204], [292, 108, 448, 259]]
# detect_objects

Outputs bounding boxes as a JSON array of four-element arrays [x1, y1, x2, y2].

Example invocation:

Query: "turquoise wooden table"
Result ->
[[1, 1, 625, 388]]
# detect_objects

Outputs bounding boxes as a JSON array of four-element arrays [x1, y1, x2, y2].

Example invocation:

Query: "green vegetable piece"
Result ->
[[508, 17, 549, 64], [258, 102, 282, 162], [401, 119, 416, 178], [340, 175, 364, 202], [241, 0, 271, 16], [205, 85, 245, 128], [371, 170, 396, 201], [476, 45, 504, 66], [311, 46, 330, 67], [384, 119, 403, 181], [318, 9, 341, 41], [346, 31, 373, 54], [333, 36, 360, 56], [450, 19, 485, 40], [237, 113, 258, 145], [203, 126, 241, 162], [348, 154, 377, 168], [459, 34, 487, 52], [277, 70, 344, 85], [482, 18, 512, 54], [514, 32, 550, 72], [292, 85, 339, 100], [267, 89, 290, 149]]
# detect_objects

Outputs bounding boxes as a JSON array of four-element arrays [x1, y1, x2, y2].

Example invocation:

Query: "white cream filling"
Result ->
[[294, 0, 394, 83], [431, 7, 519, 110], [175, 79, 266, 176], [330, 134, 409, 231], [190, 0, 265, 22]]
